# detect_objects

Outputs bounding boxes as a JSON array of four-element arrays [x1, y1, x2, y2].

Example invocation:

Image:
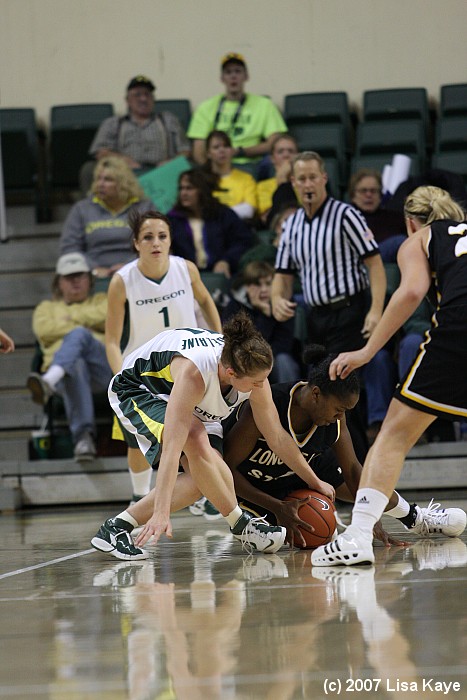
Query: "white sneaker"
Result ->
[[205, 530, 234, 558], [231, 512, 286, 554], [312, 565, 375, 606], [311, 525, 375, 567], [93, 562, 145, 588], [410, 499, 467, 537], [411, 538, 467, 571], [238, 553, 289, 582], [189, 496, 207, 516]]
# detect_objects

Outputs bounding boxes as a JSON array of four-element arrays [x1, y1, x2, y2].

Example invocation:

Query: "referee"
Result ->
[[271, 151, 386, 458]]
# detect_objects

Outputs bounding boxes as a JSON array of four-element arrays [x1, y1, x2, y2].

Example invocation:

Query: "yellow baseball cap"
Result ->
[[220, 52, 247, 69]]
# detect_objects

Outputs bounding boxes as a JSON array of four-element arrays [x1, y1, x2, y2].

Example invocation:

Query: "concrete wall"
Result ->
[[1, 0, 466, 129]]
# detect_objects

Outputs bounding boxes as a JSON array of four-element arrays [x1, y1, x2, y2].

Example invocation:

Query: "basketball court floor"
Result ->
[[1, 497, 466, 699]]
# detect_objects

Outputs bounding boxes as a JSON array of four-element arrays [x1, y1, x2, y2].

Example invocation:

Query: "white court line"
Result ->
[[0, 548, 96, 580]]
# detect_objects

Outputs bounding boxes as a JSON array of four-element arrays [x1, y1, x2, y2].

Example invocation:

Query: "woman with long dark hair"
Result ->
[[168, 169, 253, 278]]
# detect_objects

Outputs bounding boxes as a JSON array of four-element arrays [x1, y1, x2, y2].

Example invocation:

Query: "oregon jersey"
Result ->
[[112, 327, 251, 424], [117, 256, 197, 359]]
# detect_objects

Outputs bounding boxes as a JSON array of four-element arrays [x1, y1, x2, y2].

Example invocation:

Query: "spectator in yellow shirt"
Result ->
[[27, 253, 112, 461], [257, 134, 298, 223], [204, 130, 257, 220]]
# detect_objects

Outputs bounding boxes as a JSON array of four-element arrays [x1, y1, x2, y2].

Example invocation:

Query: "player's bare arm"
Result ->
[[330, 233, 432, 380], [362, 253, 386, 338], [188, 261, 222, 332], [105, 273, 126, 374], [249, 382, 335, 501]]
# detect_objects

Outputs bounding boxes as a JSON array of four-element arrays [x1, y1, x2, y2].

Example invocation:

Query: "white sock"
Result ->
[[130, 468, 152, 497], [116, 510, 139, 528], [225, 506, 243, 528], [42, 364, 65, 389], [351, 488, 389, 536], [385, 492, 410, 519]]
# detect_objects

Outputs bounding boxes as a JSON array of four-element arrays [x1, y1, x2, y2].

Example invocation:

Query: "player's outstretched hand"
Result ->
[[329, 348, 370, 380], [275, 496, 314, 548], [314, 479, 335, 502], [135, 513, 173, 547], [373, 519, 410, 547]]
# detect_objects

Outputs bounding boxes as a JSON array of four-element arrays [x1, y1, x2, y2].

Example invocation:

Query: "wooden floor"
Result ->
[[1, 497, 467, 700]]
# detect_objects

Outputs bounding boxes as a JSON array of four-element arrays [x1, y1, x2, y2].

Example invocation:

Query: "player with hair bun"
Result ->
[[92, 312, 336, 561], [223, 343, 465, 548]]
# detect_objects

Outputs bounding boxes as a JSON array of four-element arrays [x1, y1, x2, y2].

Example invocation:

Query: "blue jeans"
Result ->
[[363, 333, 424, 425], [363, 349, 397, 426], [53, 327, 113, 442], [398, 333, 423, 378], [269, 352, 301, 384]]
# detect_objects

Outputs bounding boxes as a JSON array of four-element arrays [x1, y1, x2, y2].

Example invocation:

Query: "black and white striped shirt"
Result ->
[[275, 197, 379, 307]]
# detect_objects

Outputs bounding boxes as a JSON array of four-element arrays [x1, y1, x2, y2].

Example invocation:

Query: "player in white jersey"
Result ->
[[105, 210, 222, 502], [92, 312, 336, 560]]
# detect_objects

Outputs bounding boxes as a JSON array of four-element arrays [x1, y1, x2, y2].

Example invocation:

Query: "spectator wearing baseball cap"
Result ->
[[80, 74, 190, 193], [26, 252, 113, 461], [188, 53, 287, 177]]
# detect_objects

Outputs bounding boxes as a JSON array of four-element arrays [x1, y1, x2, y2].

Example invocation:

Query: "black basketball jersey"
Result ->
[[233, 382, 340, 488], [428, 220, 467, 309]]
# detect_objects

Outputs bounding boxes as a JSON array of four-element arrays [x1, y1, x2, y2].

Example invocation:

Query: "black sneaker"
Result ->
[[230, 511, 286, 553], [91, 517, 149, 560]]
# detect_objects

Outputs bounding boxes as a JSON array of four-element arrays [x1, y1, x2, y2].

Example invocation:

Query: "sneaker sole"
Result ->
[[311, 547, 375, 567], [233, 530, 286, 554], [26, 376, 46, 405], [189, 507, 205, 516], [90, 536, 149, 560], [74, 453, 96, 463]]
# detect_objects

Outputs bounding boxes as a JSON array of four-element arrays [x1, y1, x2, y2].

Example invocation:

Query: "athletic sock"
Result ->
[[351, 488, 389, 536], [385, 492, 411, 519], [129, 468, 152, 498], [42, 364, 65, 389], [226, 506, 244, 528], [115, 510, 139, 529]]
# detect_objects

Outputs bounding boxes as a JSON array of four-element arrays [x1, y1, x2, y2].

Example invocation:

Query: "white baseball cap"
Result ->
[[56, 253, 90, 276]]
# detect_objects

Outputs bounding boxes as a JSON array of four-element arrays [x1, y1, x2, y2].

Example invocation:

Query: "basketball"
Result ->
[[284, 489, 336, 549]]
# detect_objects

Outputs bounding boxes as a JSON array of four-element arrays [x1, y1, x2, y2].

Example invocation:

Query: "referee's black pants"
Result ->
[[306, 290, 370, 463]]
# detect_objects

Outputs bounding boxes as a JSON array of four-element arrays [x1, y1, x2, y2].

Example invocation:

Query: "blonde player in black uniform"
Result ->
[[105, 210, 222, 503], [223, 344, 465, 547], [92, 312, 336, 560], [312, 186, 467, 566]]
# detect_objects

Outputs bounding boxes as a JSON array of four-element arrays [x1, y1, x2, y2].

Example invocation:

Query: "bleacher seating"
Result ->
[[154, 99, 192, 131], [363, 87, 430, 134], [354, 119, 427, 172], [5, 85, 467, 212], [0, 108, 48, 221], [440, 83, 467, 118], [284, 91, 354, 152], [286, 123, 347, 188], [49, 103, 114, 192]]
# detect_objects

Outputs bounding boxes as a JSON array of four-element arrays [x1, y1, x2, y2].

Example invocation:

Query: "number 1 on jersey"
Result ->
[[159, 306, 169, 327]]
